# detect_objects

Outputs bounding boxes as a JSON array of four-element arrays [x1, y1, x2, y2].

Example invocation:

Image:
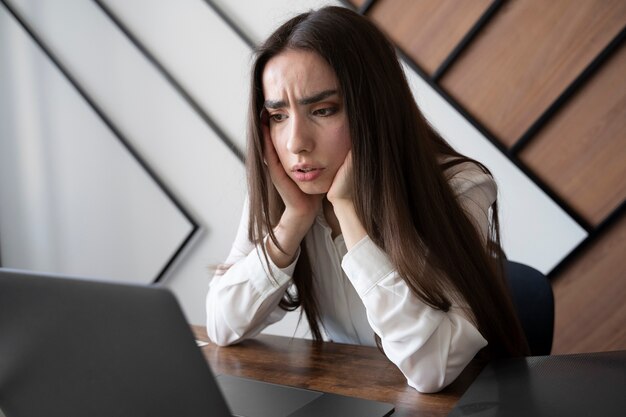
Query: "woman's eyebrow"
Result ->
[[263, 89, 338, 109], [298, 89, 338, 105], [263, 98, 286, 109]]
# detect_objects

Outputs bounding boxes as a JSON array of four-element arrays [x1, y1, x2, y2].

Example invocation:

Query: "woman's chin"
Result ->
[[297, 182, 330, 195]]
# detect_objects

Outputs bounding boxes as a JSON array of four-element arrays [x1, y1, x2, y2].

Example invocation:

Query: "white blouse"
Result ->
[[206, 162, 496, 392]]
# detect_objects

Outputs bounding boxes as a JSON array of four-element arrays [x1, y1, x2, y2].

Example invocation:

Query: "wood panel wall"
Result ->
[[349, 0, 626, 354]]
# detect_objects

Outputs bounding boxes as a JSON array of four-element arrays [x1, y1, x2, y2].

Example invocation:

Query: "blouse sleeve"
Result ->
[[205, 200, 299, 346], [341, 167, 496, 393], [447, 162, 497, 245]]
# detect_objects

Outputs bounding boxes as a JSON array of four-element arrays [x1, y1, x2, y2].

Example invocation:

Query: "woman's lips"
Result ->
[[292, 167, 324, 182]]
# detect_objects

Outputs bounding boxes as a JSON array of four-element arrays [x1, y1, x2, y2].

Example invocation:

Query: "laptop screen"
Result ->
[[0, 269, 232, 417]]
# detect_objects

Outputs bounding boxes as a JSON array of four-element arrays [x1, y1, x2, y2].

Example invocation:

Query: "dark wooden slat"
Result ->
[[440, 0, 626, 146], [369, 0, 492, 75], [552, 211, 626, 354], [519, 43, 626, 226]]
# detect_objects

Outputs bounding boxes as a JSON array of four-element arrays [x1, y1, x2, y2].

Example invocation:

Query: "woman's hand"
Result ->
[[327, 151, 367, 249], [326, 150, 353, 205]]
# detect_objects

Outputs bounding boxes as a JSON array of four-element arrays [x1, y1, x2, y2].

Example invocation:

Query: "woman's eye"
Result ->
[[313, 107, 336, 117], [270, 113, 287, 123]]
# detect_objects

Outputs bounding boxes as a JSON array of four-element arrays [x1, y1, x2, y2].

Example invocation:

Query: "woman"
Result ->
[[206, 6, 528, 393]]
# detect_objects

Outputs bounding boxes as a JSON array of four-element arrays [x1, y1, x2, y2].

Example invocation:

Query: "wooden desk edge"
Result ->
[[191, 325, 483, 417]]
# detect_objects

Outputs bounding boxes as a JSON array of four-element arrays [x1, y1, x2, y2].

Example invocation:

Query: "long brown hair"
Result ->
[[246, 6, 528, 358]]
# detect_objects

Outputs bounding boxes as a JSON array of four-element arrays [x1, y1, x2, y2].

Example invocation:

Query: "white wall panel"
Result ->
[[0, 6, 191, 283], [102, 0, 251, 153], [4, 0, 246, 324], [211, 0, 342, 44]]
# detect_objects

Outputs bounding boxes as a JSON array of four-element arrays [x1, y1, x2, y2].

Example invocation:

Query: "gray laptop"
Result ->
[[448, 350, 626, 416], [0, 269, 394, 417]]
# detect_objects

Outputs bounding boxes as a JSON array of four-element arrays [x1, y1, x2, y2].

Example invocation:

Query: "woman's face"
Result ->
[[262, 49, 351, 195]]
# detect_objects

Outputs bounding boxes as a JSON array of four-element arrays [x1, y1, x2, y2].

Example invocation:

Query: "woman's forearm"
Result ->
[[266, 210, 316, 267], [331, 199, 367, 250]]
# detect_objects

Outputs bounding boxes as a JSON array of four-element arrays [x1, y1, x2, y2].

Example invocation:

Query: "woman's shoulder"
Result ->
[[439, 156, 487, 177], [439, 157, 497, 200]]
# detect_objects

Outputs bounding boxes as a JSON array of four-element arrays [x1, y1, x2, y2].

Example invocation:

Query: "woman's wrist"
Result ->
[[330, 199, 367, 250], [266, 235, 298, 268], [328, 197, 353, 213], [266, 210, 314, 268]]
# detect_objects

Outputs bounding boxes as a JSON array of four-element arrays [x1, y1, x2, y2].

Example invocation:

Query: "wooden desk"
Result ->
[[193, 326, 484, 417]]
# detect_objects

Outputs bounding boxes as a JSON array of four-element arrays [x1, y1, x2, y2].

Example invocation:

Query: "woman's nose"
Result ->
[[286, 116, 314, 154]]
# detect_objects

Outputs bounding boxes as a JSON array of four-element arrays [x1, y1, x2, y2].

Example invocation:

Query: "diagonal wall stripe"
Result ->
[[0, 0, 199, 283], [396, 47, 592, 234], [510, 26, 626, 155], [549, 201, 625, 277], [203, 0, 256, 49], [358, 0, 378, 15], [431, 0, 505, 82], [94, 0, 244, 163]]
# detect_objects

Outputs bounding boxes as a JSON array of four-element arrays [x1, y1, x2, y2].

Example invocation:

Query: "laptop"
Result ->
[[448, 350, 626, 416], [0, 269, 394, 417]]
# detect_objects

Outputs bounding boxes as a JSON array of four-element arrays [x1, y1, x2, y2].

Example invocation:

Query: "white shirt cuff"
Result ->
[[341, 236, 394, 296], [251, 241, 299, 291]]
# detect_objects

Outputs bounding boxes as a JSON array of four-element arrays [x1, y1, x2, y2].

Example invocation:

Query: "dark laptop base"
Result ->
[[449, 350, 626, 417], [217, 375, 394, 417]]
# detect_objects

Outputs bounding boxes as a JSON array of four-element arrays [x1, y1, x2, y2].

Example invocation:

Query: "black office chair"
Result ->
[[504, 260, 554, 356]]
